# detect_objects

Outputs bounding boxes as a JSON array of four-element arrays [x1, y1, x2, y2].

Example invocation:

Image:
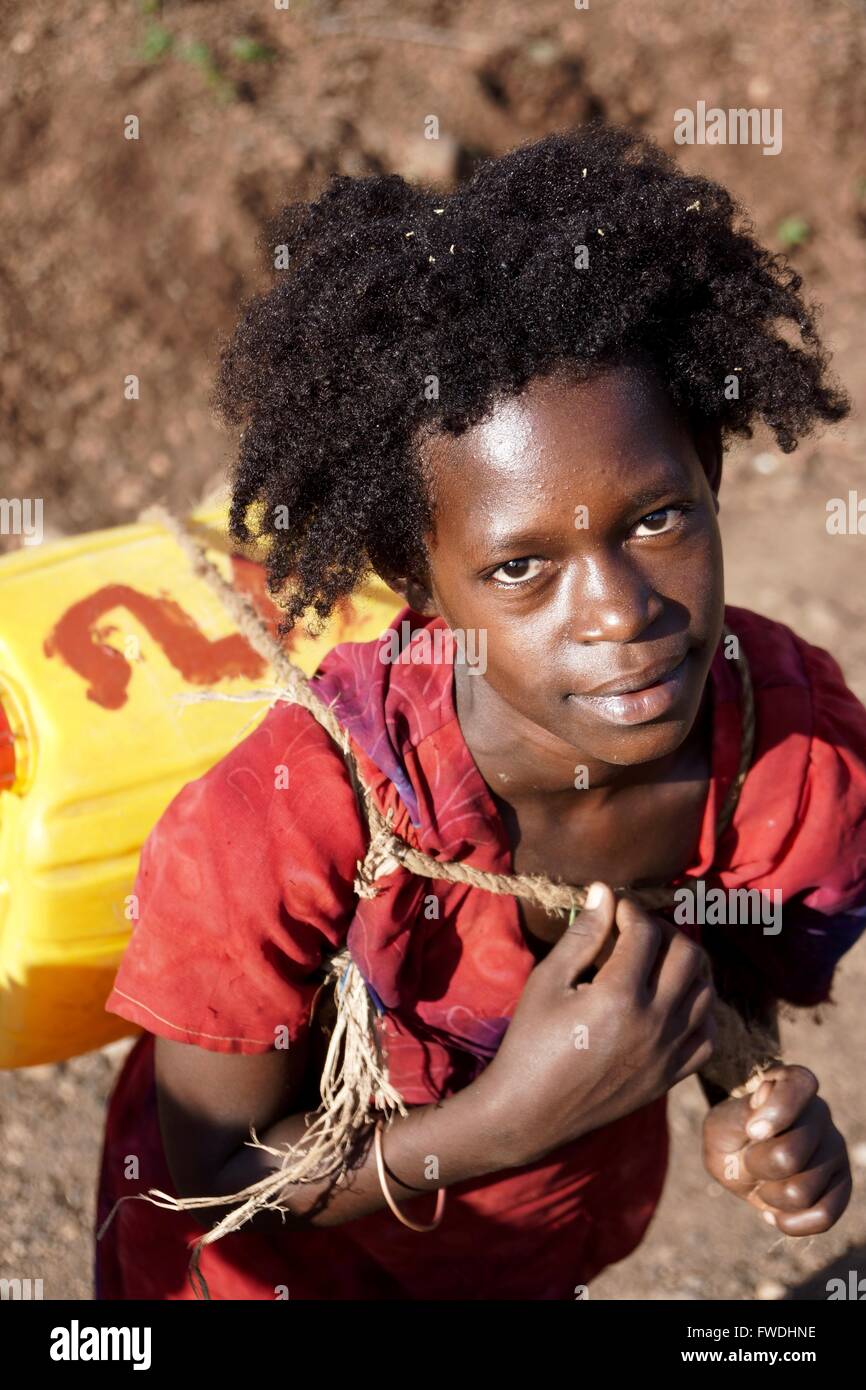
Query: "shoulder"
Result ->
[[137, 696, 368, 917], [106, 698, 369, 1053], [164, 696, 360, 826], [723, 605, 866, 911], [726, 603, 866, 736]]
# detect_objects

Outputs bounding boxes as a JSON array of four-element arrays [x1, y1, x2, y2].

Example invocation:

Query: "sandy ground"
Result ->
[[1, 0, 865, 1300]]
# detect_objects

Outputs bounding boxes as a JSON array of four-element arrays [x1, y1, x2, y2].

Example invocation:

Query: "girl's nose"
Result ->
[[564, 552, 664, 643]]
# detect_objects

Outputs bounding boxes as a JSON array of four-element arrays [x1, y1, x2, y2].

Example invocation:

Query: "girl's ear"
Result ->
[[690, 417, 724, 498], [382, 572, 439, 617]]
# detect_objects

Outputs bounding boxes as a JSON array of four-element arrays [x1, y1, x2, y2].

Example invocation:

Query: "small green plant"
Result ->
[[140, 22, 173, 63], [776, 215, 811, 250], [181, 40, 214, 69], [180, 40, 238, 104], [231, 37, 277, 64]]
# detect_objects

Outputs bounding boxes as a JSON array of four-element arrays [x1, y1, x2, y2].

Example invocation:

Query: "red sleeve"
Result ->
[[104, 700, 367, 1054], [708, 629, 866, 1009], [792, 637, 866, 916]]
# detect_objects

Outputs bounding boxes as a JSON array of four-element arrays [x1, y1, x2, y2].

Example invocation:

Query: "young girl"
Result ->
[[96, 123, 866, 1301]]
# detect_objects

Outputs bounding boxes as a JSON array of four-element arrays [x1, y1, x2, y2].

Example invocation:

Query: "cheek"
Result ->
[[660, 526, 724, 620], [428, 563, 550, 659], [486, 628, 552, 690], [427, 577, 554, 710]]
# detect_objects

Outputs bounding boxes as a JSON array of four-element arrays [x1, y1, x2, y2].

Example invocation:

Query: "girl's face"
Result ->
[[417, 363, 725, 772]]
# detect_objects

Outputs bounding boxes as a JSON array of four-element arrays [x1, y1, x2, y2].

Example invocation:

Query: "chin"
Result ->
[[594, 719, 695, 765], [556, 695, 702, 765]]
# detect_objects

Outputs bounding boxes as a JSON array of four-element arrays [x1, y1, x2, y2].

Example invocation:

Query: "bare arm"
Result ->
[[154, 881, 719, 1239], [154, 1032, 508, 1235]]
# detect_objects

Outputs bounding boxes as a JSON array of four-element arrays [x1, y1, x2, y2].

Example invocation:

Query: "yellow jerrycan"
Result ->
[[0, 499, 402, 1068]]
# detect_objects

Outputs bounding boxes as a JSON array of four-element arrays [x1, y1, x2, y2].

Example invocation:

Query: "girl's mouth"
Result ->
[[566, 655, 690, 725]]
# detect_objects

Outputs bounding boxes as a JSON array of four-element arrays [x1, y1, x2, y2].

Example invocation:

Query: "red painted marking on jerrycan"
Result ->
[[0, 698, 14, 789], [43, 583, 269, 710], [40, 555, 309, 710], [0, 503, 403, 1066]]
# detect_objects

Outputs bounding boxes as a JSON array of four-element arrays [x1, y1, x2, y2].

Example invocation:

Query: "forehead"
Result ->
[[419, 365, 696, 510]]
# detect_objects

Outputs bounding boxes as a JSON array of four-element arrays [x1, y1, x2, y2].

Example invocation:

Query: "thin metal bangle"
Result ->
[[373, 1118, 447, 1232]]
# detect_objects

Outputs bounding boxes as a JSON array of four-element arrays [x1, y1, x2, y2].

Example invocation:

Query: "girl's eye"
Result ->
[[489, 557, 545, 586], [632, 506, 687, 538]]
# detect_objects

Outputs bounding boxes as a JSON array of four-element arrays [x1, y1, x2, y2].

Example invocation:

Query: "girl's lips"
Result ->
[[567, 655, 690, 725]]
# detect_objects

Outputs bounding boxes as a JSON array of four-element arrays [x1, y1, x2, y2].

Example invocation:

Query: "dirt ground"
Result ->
[[1, 0, 865, 1300]]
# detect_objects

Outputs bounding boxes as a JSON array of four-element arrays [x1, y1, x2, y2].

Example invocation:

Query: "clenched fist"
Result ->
[[703, 1064, 852, 1234]]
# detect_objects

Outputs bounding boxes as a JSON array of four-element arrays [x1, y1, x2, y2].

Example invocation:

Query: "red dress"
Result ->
[[95, 605, 866, 1299]]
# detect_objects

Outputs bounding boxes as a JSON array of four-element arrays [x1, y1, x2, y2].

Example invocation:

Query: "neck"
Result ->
[[453, 664, 713, 807]]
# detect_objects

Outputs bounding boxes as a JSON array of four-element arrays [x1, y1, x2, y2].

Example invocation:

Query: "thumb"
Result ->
[[546, 881, 617, 986], [705, 1093, 757, 1155]]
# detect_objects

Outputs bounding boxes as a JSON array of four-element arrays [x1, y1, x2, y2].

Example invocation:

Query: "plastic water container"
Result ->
[[0, 501, 402, 1067]]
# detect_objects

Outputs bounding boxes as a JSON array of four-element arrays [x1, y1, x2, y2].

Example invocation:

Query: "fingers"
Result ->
[[755, 1168, 853, 1237], [548, 881, 618, 987], [730, 1074, 851, 1236], [701, 1093, 758, 1159], [679, 972, 716, 1039], [606, 894, 710, 1011], [742, 1064, 819, 1143], [651, 925, 711, 1013], [753, 1133, 848, 1213], [596, 893, 667, 994], [668, 1010, 717, 1085], [742, 1095, 829, 1182]]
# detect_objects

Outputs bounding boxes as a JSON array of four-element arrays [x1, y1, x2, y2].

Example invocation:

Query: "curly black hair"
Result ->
[[212, 121, 849, 633]]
